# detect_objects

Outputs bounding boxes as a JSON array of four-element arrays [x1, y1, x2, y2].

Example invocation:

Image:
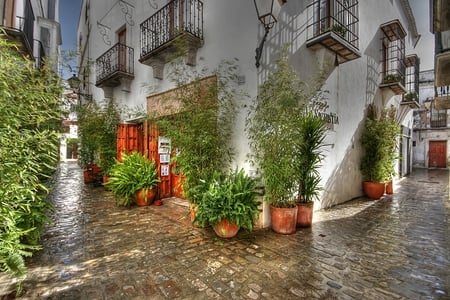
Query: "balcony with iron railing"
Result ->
[[434, 85, 450, 111], [139, 0, 204, 79], [401, 54, 420, 109], [1, 13, 35, 58], [96, 43, 134, 88], [306, 0, 360, 64], [379, 20, 406, 95]]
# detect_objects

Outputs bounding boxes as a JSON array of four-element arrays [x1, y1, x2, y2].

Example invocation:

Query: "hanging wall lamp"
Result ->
[[253, 0, 286, 68]]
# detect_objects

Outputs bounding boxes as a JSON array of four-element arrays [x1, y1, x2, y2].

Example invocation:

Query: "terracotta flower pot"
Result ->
[[213, 218, 239, 238], [135, 188, 156, 206], [83, 170, 92, 184], [362, 181, 385, 199], [385, 181, 393, 194], [297, 201, 314, 228], [154, 199, 163, 206], [270, 205, 297, 235]]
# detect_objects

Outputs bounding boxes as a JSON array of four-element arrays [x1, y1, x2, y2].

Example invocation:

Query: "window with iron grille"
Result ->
[[380, 20, 406, 87]]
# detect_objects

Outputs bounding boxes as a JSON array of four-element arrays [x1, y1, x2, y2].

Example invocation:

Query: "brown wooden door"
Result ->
[[118, 28, 126, 71], [116, 124, 142, 161], [429, 141, 447, 168], [148, 124, 172, 199]]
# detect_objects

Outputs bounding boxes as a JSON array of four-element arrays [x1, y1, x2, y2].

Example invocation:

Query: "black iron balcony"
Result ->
[[434, 85, 450, 110], [306, 0, 360, 64], [430, 111, 447, 128], [139, 0, 204, 79], [401, 54, 420, 109], [96, 43, 134, 88], [379, 20, 406, 95], [1, 13, 35, 59]]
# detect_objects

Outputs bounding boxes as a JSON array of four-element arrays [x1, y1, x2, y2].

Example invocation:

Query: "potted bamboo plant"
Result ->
[[247, 49, 327, 234], [295, 113, 327, 227], [105, 151, 160, 206], [360, 104, 400, 199], [194, 169, 261, 238]]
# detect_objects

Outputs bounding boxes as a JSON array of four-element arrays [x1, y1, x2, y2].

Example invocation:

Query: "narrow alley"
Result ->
[[1, 162, 449, 299]]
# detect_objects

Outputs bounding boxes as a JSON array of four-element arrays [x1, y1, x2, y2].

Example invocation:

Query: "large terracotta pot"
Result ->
[[385, 181, 393, 194], [135, 188, 156, 206], [213, 218, 240, 238], [297, 201, 314, 228], [362, 181, 385, 199], [270, 205, 298, 235]]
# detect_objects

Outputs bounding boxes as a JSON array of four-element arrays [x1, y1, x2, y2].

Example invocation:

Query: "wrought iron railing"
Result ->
[[96, 43, 134, 83], [431, 85, 449, 127], [403, 54, 420, 101], [380, 21, 406, 87], [306, 0, 359, 49], [140, 0, 203, 58], [430, 112, 447, 128]]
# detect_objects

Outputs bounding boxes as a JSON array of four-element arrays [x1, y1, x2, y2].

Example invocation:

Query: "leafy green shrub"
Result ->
[[194, 169, 261, 231], [0, 33, 61, 284], [105, 151, 160, 206]]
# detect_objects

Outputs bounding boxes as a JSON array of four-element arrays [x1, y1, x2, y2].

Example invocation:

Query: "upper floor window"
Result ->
[[379, 20, 406, 94]]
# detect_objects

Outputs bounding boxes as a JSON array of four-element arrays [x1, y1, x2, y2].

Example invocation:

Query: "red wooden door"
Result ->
[[116, 124, 142, 161], [429, 141, 447, 168]]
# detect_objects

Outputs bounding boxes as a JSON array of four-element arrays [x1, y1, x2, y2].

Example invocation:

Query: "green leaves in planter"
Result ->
[[360, 104, 400, 183], [194, 169, 261, 231], [105, 151, 160, 206]]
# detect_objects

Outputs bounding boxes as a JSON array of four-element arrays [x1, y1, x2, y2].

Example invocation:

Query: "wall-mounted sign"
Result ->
[[161, 164, 169, 176], [158, 136, 171, 154], [160, 154, 170, 163]]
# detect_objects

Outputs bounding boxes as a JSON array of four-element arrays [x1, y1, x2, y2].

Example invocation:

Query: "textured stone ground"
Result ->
[[1, 162, 449, 299]]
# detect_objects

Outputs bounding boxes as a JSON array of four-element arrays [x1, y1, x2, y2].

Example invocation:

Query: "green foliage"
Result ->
[[105, 151, 160, 206], [360, 104, 400, 183], [194, 169, 261, 231], [247, 49, 327, 207], [155, 60, 238, 204], [0, 35, 61, 283], [77, 99, 120, 174], [296, 114, 327, 203]]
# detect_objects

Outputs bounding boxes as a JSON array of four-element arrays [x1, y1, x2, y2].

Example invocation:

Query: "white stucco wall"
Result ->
[[77, 0, 421, 212]]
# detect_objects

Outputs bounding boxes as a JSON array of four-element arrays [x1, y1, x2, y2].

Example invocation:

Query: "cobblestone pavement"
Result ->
[[1, 162, 449, 299]]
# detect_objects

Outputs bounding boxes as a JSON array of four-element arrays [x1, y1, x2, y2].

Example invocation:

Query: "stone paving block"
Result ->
[[1, 164, 449, 299]]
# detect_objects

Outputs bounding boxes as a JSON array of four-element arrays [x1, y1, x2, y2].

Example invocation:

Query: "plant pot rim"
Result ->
[[270, 204, 297, 209]]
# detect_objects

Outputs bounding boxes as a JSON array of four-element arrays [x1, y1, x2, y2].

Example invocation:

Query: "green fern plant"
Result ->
[[105, 151, 160, 206], [194, 169, 261, 231]]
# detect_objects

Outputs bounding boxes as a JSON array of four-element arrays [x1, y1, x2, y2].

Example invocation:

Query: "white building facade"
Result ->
[[0, 0, 61, 71], [76, 0, 422, 221]]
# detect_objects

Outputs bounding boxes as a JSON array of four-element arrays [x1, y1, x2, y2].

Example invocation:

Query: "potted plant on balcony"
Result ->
[[194, 169, 261, 238], [330, 24, 347, 37], [383, 74, 402, 84], [247, 49, 327, 234], [105, 151, 160, 206], [360, 104, 400, 199], [403, 92, 418, 102]]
